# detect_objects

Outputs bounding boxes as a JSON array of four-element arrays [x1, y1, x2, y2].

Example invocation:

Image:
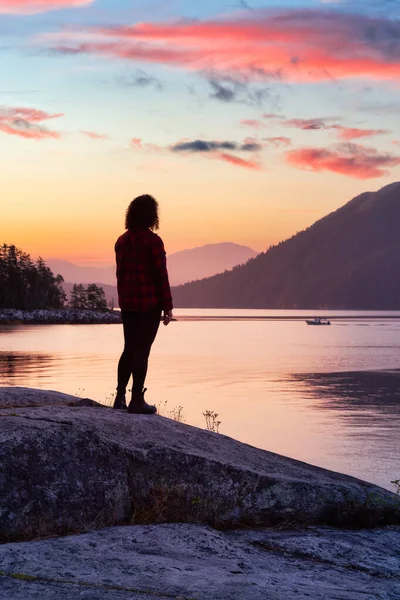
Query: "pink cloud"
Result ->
[[282, 118, 336, 130], [240, 119, 264, 128], [218, 153, 262, 170], [0, 0, 92, 14], [131, 137, 143, 149], [334, 126, 391, 141], [81, 131, 108, 140], [47, 10, 400, 82], [3, 107, 63, 122], [286, 144, 400, 179], [282, 119, 391, 141], [131, 138, 162, 152], [0, 106, 63, 139], [263, 113, 286, 119]]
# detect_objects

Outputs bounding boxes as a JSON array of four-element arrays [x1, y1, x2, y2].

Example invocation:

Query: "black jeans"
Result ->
[[117, 306, 161, 395]]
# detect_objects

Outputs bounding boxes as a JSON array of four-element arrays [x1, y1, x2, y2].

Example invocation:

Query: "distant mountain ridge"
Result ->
[[166, 242, 257, 285], [49, 243, 258, 305], [47, 261, 116, 286], [48, 243, 257, 288], [172, 182, 400, 310]]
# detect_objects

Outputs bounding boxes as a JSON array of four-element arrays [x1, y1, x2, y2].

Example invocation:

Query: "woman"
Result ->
[[113, 194, 173, 414]]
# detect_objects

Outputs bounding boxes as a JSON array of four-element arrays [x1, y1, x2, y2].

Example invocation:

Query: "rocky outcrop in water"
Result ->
[[0, 387, 399, 544], [0, 309, 122, 325]]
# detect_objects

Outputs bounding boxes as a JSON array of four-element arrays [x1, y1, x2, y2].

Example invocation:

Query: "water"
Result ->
[[1, 309, 399, 492]]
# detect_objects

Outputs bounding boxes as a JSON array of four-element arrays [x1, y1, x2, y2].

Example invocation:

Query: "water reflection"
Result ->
[[1, 321, 399, 491], [289, 370, 400, 428], [0, 352, 56, 381]]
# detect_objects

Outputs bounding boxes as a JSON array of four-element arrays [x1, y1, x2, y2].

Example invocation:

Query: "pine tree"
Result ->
[[69, 283, 107, 310], [86, 284, 107, 311], [0, 243, 66, 309], [69, 284, 79, 309]]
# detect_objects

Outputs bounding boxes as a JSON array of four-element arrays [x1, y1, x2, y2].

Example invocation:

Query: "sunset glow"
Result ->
[[2, 0, 400, 264]]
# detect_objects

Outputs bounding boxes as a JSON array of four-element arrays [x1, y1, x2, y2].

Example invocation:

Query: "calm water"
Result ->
[[1, 309, 399, 492]]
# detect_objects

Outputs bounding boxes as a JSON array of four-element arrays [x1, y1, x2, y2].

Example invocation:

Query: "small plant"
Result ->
[[168, 405, 185, 423], [155, 399, 186, 423], [203, 410, 221, 433], [155, 399, 169, 416], [391, 479, 400, 494], [103, 393, 116, 407], [75, 388, 86, 398]]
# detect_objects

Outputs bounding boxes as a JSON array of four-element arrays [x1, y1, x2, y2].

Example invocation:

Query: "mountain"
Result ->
[[167, 243, 257, 285], [172, 182, 400, 310], [48, 243, 258, 289], [46, 261, 116, 286]]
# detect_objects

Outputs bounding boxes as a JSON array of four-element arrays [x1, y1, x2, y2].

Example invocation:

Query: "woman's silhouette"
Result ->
[[113, 195, 173, 414]]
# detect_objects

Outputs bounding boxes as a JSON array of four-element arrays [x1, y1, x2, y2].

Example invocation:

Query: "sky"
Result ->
[[1, 0, 400, 265]]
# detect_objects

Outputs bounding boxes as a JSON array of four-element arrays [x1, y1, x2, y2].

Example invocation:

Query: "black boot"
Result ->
[[113, 392, 128, 410], [128, 388, 157, 415]]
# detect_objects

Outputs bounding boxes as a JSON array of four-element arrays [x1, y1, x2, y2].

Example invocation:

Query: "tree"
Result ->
[[69, 284, 80, 309], [69, 284, 87, 309], [86, 284, 107, 311], [69, 283, 107, 311], [0, 243, 66, 310]]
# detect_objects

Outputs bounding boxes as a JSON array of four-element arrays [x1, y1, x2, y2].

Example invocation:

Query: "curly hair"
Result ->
[[125, 194, 160, 231]]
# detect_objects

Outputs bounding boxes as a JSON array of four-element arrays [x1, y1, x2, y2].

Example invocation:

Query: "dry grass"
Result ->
[[203, 410, 221, 433]]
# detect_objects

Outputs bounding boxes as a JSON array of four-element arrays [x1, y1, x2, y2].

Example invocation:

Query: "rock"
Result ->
[[0, 523, 399, 599], [0, 309, 122, 325], [0, 387, 102, 409], [0, 387, 399, 543]]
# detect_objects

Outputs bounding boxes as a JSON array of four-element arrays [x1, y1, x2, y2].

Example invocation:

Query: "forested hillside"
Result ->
[[172, 182, 400, 310]]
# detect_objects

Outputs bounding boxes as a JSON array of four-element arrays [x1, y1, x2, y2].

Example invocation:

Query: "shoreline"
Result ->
[[0, 308, 122, 325], [2, 308, 400, 325]]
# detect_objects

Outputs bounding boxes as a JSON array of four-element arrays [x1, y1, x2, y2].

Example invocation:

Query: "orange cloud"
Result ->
[[0, 106, 63, 139], [48, 10, 400, 82], [286, 144, 400, 179], [218, 153, 262, 170], [81, 131, 108, 140], [0, 0, 92, 14]]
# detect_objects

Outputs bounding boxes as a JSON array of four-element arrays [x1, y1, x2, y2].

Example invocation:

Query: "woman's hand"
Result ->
[[163, 310, 173, 326]]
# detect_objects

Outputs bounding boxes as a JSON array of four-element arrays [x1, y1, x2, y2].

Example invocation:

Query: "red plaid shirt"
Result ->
[[115, 229, 173, 312]]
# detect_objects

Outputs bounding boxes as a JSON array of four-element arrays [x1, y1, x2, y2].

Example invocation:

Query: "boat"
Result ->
[[306, 318, 331, 326]]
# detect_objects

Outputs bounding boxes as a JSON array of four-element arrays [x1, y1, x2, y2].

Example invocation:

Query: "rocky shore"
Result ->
[[0, 308, 122, 325], [0, 386, 399, 600]]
